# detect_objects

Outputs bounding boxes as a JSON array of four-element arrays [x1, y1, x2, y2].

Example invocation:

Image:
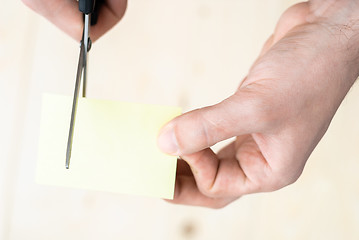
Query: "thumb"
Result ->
[[157, 92, 265, 155]]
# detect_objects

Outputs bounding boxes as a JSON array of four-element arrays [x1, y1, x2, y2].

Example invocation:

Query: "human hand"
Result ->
[[22, 0, 127, 41], [158, 1, 359, 208]]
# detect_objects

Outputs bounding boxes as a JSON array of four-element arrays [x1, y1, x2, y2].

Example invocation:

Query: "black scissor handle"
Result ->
[[79, 0, 103, 25], [91, 0, 103, 25], [79, 0, 96, 14]]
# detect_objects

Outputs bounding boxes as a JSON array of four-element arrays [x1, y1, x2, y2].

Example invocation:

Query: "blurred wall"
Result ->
[[1, 0, 359, 239]]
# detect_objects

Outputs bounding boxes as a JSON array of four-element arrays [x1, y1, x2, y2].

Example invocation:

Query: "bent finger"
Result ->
[[91, 0, 127, 41], [183, 149, 250, 199], [22, 0, 83, 40], [168, 175, 236, 209]]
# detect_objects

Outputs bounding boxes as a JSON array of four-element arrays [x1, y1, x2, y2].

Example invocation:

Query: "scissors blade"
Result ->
[[66, 40, 85, 169], [66, 14, 91, 169], [83, 14, 90, 98]]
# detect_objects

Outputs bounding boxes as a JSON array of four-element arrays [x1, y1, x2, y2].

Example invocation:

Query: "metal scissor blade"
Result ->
[[66, 41, 86, 169], [83, 14, 91, 98], [66, 14, 91, 169]]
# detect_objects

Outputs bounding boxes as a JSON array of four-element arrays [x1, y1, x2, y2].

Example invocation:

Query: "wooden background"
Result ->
[[1, 0, 359, 239]]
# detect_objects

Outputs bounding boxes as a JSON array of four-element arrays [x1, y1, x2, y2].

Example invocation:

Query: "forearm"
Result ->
[[308, 0, 359, 86]]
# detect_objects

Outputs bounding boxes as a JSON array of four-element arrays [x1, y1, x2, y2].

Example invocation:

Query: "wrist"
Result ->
[[309, 0, 359, 85]]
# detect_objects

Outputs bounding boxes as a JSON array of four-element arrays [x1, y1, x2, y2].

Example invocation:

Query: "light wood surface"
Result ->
[[1, 0, 359, 239]]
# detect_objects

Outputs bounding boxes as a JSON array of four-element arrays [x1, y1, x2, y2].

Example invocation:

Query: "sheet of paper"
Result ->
[[37, 94, 181, 199]]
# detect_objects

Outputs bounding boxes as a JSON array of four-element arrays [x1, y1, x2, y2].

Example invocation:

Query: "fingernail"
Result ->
[[158, 126, 179, 155]]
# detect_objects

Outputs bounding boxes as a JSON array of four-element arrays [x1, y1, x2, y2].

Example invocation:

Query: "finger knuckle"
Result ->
[[200, 180, 239, 199], [237, 89, 280, 130], [201, 179, 237, 199], [172, 123, 184, 152], [200, 105, 234, 147], [200, 185, 222, 198], [266, 172, 300, 191]]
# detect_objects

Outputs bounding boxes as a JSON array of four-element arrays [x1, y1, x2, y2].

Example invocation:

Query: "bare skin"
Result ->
[[23, 0, 359, 208], [21, 0, 127, 41]]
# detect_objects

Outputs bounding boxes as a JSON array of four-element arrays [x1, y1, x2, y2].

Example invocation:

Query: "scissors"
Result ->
[[66, 0, 102, 169]]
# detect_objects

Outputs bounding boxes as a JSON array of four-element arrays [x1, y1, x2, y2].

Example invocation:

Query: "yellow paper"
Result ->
[[36, 94, 181, 199]]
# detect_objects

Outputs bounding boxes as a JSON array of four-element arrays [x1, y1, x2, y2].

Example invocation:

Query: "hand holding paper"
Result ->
[[156, 2, 359, 208]]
